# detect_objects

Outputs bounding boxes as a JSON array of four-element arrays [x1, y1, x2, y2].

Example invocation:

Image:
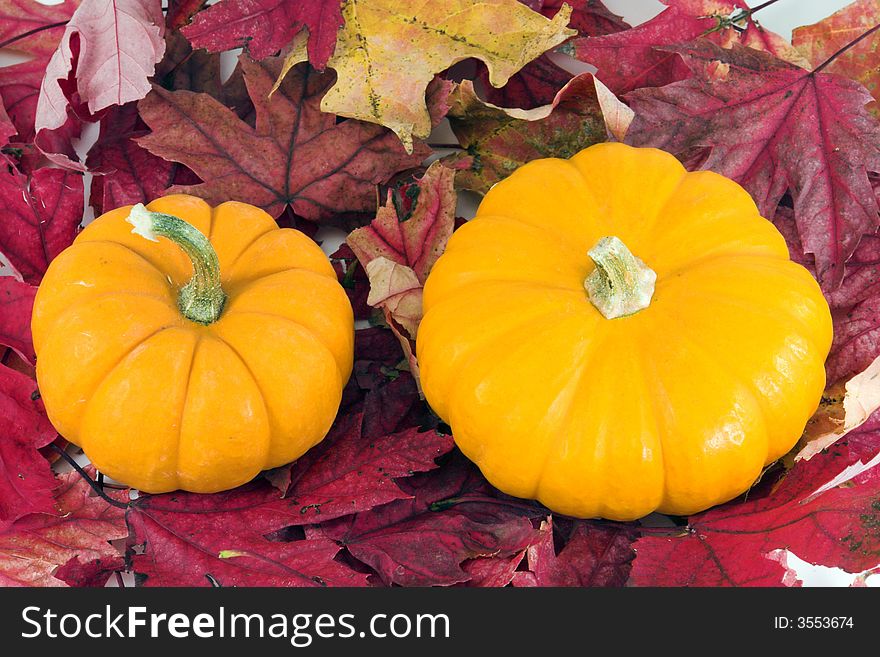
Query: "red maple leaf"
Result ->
[[0, 277, 36, 365], [0, 166, 83, 285], [572, 0, 806, 95], [128, 510, 367, 587], [137, 56, 429, 223], [317, 452, 544, 586], [0, 365, 56, 530], [512, 518, 635, 587], [125, 407, 452, 585], [625, 40, 880, 289], [86, 103, 197, 214], [0, 469, 127, 586], [266, 410, 454, 519], [182, 0, 343, 70], [53, 554, 126, 587], [630, 427, 880, 586]]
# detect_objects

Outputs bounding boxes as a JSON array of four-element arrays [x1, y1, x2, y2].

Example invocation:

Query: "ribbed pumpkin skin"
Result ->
[[32, 195, 353, 494], [416, 143, 832, 521]]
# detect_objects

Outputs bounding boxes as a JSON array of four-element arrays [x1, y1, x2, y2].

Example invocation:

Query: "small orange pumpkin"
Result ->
[[32, 195, 353, 493]]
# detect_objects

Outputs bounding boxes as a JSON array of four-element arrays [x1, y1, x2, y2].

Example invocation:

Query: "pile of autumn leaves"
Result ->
[[2, 0, 880, 587]]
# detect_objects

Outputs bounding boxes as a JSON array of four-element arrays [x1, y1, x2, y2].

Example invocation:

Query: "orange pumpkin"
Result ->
[[416, 143, 833, 520], [32, 195, 353, 493]]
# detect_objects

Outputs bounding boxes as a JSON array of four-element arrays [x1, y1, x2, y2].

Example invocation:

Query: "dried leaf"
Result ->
[[446, 73, 618, 193], [348, 161, 457, 378], [279, 0, 576, 151], [138, 56, 427, 222], [793, 0, 880, 116], [625, 40, 880, 288], [348, 162, 457, 282], [797, 356, 880, 461]]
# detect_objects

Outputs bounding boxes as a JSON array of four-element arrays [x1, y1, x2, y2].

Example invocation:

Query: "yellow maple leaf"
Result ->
[[277, 0, 575, 152]]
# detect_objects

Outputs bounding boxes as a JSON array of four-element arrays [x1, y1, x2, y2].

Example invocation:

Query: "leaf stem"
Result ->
[[0, 21, 68, 50], [49, 442, 131, 511], [747, 0, 782, 15], [814, 22, 880, 74]]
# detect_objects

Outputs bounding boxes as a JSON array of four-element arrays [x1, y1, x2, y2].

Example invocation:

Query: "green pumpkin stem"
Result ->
[[584, 236, 656, 319], [126, 203, 227, 325]]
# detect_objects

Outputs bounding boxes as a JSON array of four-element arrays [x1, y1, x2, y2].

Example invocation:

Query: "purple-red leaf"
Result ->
[[268, 410, 454, 521], [0, 470, 127, 586], [182, 0, 343, 70], [572, 1, 807, 95], [512, 518, 635, 587], [0, 277, 36, 364], [0, 166, 83, 284], [0, 100, 14, 147], [625, 40, 880, 288], [53, 554, 126, 587], [138, 56, 427, 222], [320, 453, 543, 586], [482, 0, 628, 109], [86, 104, 191, 214], [0, 365, 56, 530], [325, 501, 538, 586], [525, 0, 627, 36], [129, 510, 366, 587]]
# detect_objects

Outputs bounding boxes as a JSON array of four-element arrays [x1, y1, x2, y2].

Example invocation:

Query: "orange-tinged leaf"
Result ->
[[793, 0, 880, 116], [797, 355, 880, 461], [280, 0, 576, 152]]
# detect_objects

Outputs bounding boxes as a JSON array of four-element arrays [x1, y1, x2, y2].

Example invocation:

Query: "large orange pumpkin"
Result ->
[[416, 143, 833, 521]]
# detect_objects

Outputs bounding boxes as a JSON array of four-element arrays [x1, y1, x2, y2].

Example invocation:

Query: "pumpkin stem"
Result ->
[[584, 236, 656, 319], [126, 203, 227, 325]]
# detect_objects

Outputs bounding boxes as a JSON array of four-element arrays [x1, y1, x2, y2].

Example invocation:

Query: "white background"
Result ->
[[2, 0, 874, 586]]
